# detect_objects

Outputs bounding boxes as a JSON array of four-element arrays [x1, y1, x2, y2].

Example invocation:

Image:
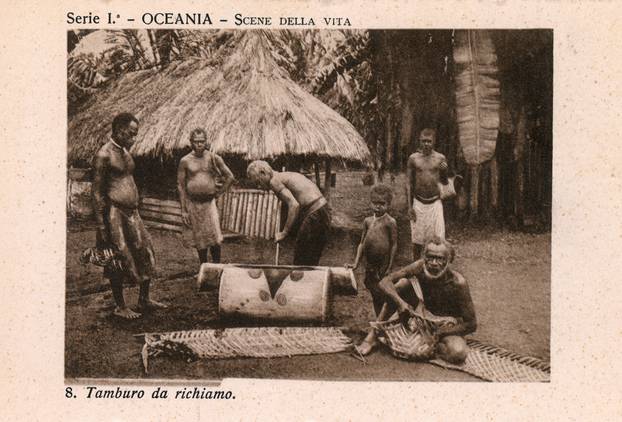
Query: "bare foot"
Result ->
[[355, 339, 377, 356], [113, 306, 141, 319], [137, 299, 168, 311]]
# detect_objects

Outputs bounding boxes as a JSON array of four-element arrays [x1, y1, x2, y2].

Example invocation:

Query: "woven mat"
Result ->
[[142, 327, 352, 372], [429, 339, 550, 382]]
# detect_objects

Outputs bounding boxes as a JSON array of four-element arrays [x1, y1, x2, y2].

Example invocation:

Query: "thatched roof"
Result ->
[[68, 30, 371, 166]]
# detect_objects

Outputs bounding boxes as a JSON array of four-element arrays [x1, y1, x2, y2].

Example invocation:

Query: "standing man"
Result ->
[[247, 161, 330, 266], [92, 112, 166, 319], [177, 128, 235, 264], [407, 128, 449, 261]]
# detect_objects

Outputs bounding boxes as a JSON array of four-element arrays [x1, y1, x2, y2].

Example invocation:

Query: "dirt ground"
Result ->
[[65, 172, 550, 382]]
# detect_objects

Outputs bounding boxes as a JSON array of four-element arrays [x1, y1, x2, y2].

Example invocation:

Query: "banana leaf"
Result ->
[[453, 30, 500, 165]]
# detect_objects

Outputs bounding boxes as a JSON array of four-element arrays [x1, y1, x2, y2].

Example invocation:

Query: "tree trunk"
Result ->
[[514, 107, 527, 225], [490, 156, 499, 213], [324, 159, 332, 202], [469, 165, 480, 218], [480, 162, 490, 219], [314, 161, 321, 187], [385, 112, 394, 174], [399, 100, 415, 169]]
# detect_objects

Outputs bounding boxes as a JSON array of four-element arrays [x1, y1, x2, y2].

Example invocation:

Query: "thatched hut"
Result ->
[[68, 30, 371, 198]]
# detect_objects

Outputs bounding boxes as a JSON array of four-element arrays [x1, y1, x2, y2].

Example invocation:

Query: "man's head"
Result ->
[[422, 237, 454, 280], [111, 112, 139, 148], [189, 128, 208, 156], [370, 184, 393, 217], [419, 128, 436, 155], [247, 160, 274, 190]]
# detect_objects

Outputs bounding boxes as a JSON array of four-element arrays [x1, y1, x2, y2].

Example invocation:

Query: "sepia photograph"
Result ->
[[65, 28, 552, 383]]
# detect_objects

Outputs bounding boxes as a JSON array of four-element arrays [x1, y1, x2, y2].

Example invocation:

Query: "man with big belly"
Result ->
[[92, 112, 166, 319], [177, 128, 235, 264]]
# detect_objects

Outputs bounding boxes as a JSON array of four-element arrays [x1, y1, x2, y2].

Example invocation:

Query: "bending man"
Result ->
[[247, 161, 330, 266]]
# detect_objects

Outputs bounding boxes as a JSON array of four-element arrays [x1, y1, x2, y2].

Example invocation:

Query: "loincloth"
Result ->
[[410, 197, 445, 244], [184, 198, 223, 249], [104, 203, 155, 281], [292, 198, 330, 266]]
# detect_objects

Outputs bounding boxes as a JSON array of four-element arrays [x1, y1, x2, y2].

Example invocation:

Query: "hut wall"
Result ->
[[138, 189, 280, 239]]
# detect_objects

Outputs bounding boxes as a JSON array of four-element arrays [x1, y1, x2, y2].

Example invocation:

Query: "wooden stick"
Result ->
[[235, 191, 244, 233], [314, 161, 321, 187], [252, 192, 261, 238], [245, 191, 251, 234], [259, 192, 268, 238], [221, 192, 229, 229], [324, 158, 332, 202], [143, 220, 182, 233], [248, 192, 256, 238], [241, 192, 249, 234], [246, 192, 256, 237], [257, 192, 264, 237], [260, 192, 267, 237], [229, 193, 238, 232], [274, 196, 282, 237], [275, 242, 280, 266], [265, 192, 274, 239], [139, 209, 183, 225], [257, 192, 264, 239], [470, 165, 480, 218], [141, 197, 180, 208], [490, 157, 499, 212], [139, 203, 181, 217], [226, 191, 234, 230]]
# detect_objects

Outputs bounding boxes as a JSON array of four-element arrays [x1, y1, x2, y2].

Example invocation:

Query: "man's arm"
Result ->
[[272, 178, 299, 242], [437, 273, 477, 337], [439, 153, 449, 184], [406, 156, 416, 221], [176, 158, 190, 227], [214, 154, 235, 192], [92, 151, 109, 243], [378, 261, 423, 315], [385, 219, 398, 274], [351, 218, 369, 269]]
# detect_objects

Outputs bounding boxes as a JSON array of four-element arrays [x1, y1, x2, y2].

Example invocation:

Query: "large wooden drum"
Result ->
[[217, 266, 330, 322], [198, 263, 357, 295]]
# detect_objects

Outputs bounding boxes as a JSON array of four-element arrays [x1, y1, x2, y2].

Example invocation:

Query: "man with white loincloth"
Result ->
[[177, 128, 235, 264], [407, 128, 449, 261]]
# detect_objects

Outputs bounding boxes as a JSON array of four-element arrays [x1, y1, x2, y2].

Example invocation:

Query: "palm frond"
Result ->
[[453, 30, 500, 165]]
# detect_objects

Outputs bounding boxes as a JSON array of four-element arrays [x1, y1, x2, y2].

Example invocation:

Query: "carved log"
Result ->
[[218, 266, 330, 322], [198, 263, 358, 296]]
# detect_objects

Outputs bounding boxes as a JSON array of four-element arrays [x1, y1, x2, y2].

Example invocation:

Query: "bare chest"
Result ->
[[186, 155, 215, 177], [414, 155, 441, 174], [109, 150, 135, 176]]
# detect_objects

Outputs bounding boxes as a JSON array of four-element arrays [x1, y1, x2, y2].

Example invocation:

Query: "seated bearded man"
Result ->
[[357, 238, 477, 364]]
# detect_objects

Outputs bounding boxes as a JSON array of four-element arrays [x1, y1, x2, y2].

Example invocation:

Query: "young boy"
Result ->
[[349, 184, 398, 316]]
